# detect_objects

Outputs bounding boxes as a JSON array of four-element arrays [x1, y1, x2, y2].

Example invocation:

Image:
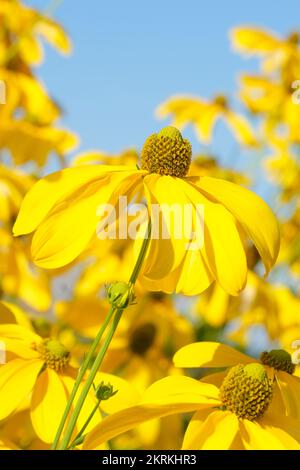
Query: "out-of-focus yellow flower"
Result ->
[[0, 324, 101, 443], [0, 409, 49, 450], [174, 341, 300, 418], [239, 75, 300, 141], [230, 26, 300, 76], [156, 95, 258, 146], [14, 127, 279, 296], [83, 368, 300, 450], [0, 0, 71, 68], [0, 323, 141, 445], [0, 120, 78, 166], [189, 154, 249, 185], [0, 165, 33, 225], [264, 144, 300, 202], [0, 68, 60, 125], [0, 301, 32, 329], [0, 227, 51, 311]]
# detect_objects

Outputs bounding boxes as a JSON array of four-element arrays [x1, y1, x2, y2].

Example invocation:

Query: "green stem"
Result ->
[[58, 221, 152, 450], [51, 306, 115, 449], [68, 399, 101, 449], [59, 308, 123, 449]]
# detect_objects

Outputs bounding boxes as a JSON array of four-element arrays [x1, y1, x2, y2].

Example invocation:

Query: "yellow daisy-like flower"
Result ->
[[82, 366, 300, 450], [0, 324, 101, 444], [0, 323, 140, 445], [14, 127, 279, 296], [174, 341, 300, 418], [156, 96, 258, 146]]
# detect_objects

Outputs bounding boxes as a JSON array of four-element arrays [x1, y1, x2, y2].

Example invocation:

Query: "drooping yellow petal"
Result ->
[[84, 376, 219, 449], [31, 171, 141, 268], [141, 175, 187, 279], [142, 375, 220, 404], [31, 368, 68, 444], [180, 179, 248, 295], [276, 371, 300, 418], [182, 410, 239, 450], [13, 166, 140, 236], [196, 176, 280, 274], [0, 359, 42, 420], [173, 341, 253, 368], [239, 419, 300, 450]]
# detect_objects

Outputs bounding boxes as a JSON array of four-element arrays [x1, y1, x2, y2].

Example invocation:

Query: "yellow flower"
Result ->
[[174, 341, 300, 418], [83, 367, 300, 450], [156, 95, 258, 146], [0, 323, 140, 444], [0, 227, 51, 311], [0, 164, 33, 225], [14, 127, 279, 296], [0, 119, 78, 166], [0, 324, 100, 443], [230, 27, 300, 76], [0, 409, 49, 450], [0, 0, 71, 68]]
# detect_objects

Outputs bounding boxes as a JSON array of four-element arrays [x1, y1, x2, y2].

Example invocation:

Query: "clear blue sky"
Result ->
[[26, 0, 299, 160]]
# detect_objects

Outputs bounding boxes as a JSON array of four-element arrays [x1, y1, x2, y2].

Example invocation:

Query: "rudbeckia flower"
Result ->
[[83, 365, 300, 450], [230, 26, 300, 75], [14, 126, 280, 296], [156, 96, 258, 146], [174, 341, 300, 418], [0, 324, 139, 444]]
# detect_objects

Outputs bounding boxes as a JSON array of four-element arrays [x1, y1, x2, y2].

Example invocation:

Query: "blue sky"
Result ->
[[26, 0, 299, 160]]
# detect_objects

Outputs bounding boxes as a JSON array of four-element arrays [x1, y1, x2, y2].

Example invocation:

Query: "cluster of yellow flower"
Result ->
[[0, 2, 300, 450]]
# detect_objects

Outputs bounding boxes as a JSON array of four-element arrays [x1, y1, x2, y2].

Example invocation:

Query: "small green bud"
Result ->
[[95, 381, 118, 401], [107, 281, 135, 309]]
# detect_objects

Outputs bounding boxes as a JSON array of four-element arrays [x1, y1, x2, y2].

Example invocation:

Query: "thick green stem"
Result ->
[[51, 306, 115, 449]]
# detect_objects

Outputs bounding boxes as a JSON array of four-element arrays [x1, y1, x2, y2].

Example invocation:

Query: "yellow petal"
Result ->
[[95, 372, 140, 414], [13, 166, 139, 236], [196, 176, 280, 274], [276, 371, 300, 418], [230, 27, 282, 54], [84, 376, 220, 449], [173, 341, 253, 368], [141, 376, 220, 405], [31, 171, 141, 268], [141, 175, 187, 279], [0, 324, 40, 343], [225, 110, 258, 147], [31, 368, 68, 444], [180, 179, 247, 295], [262, 411, 300, 446], [239, 418, 299, 450], [182, 410, 239, 450], [0, 359, 42, 420]]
